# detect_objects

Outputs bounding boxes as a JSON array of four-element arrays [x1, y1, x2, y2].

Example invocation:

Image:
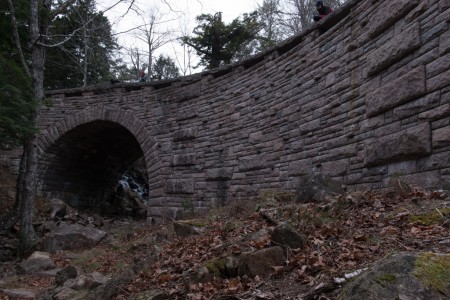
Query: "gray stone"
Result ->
[[50, 198, 67, 219], [296, 173, 344, 202], [171, 153, 196, 166], [337, 252, 449, 300], [367, 0, 419, 38], [366, 66, 426, 117], [36, 268, 61, 277], [173, 127, 197, 141], [175, 105, 198, 121], [433, 126, 450, 148], [1, 288, 35, 299], [28, 251, 51, 260], [53, 287, 87, 300], [238, 246, 285, 278], [64, 272, 106, 291], [365, 123, 431, 167], [426, 53, 450, 79], [427, 68, 450, 92], [389, 170, 442, 188], [56, 265, 79, 286], [419, 104, 450, 121], [205, 168, 234, 181], [321, 158, 349, 177], [271, 223, 307, 250], [88, 271, 107, 287], [165, 179, 195, 194], [238, 155, 270, 172], [173, 221, 205, 237], [16, 255, 56, 275], [394, 92, 440, 119], [367, 23, 421, 76], [441, 0, 450, 11], [42, 223, 106, 253], [288, 159, 312, 176]]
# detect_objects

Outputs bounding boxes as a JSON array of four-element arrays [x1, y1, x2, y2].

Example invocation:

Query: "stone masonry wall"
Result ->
[[2, 0, 449, 217]]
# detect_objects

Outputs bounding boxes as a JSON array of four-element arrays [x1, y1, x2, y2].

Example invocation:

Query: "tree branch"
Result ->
[[6, 0, 31, 78], [49, 0, 77, 21]]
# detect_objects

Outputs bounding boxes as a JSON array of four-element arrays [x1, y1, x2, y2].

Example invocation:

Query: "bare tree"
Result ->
[[278, 0, 344, 35], [173, 17, 196, 76], [134, 5, 177, 78], [122, 46, 148, 79], [256, 0, 286, 50]]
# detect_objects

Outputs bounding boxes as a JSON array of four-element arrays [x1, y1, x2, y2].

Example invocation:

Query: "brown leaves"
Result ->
[[113, 188, 449, 299]]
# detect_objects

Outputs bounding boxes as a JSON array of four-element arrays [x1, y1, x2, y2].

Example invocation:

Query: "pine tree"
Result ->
[[151, 54, 180, 80], [44, 0, 118, 89], [181, 11, 261, 69]]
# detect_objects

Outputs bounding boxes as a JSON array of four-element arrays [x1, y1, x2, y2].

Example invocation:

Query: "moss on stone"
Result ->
[[409, 208, 450, 226], [204, 257, 227, 277], [374, 273, 397, 287], [413, 252, 450, 295], [180, 219, 207, 227]]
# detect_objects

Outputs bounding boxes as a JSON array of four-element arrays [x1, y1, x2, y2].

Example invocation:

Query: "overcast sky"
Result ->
[[97, 0, 264, 74]]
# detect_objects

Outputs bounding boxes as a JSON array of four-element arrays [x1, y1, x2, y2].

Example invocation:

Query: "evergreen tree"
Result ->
[[181, 11, 261, 69], [44, 0, 118, 89], [0, 55, 36, 147], [150, 54, 179, 80], [0, 1, 35, 147]]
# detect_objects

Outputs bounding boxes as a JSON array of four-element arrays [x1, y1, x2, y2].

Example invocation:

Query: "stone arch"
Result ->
[[35, 105, 163, 209]]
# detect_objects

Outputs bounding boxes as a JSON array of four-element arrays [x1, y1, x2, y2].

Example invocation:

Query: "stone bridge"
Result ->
[[3, 0, 450, 218]]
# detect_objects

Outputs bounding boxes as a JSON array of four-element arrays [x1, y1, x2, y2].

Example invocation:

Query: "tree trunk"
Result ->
[[83, 23, 88, 86], [0, 149, 26, 231], [17, 0, 46, 244]]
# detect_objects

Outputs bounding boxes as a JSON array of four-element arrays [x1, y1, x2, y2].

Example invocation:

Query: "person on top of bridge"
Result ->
[[314, 1, 333, 22], [139, 71, 147, 82]]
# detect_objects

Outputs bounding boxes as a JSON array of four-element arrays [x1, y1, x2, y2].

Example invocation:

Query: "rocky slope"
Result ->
[[0, 167, 449, 299]]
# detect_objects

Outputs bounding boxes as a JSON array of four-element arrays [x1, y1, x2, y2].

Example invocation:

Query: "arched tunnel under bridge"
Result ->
[[37, 120, 149, 213]]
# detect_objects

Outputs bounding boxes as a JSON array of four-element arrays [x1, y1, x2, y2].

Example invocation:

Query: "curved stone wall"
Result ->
[[3, 0, 449, 217]]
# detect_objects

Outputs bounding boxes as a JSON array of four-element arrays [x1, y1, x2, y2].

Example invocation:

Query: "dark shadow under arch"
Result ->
[[36, 106, 162, 210]]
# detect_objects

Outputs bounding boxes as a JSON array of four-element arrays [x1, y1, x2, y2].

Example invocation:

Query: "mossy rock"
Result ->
[[413, 252, 450, 295], [337, 252, 449, 300], [409, 208, 450, 226], [204, 256, 238, 278]]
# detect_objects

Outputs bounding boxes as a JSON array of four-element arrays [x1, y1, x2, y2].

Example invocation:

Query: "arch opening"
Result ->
[[38, 120, 149, 216]]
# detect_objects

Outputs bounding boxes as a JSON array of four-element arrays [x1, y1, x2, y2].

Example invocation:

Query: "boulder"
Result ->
[[16, 251, 55, 275], [84, 272, 107, 289], [0, 288, 35, 299], [42, 223, 106, 253], [271, 222, 307, 250], [56, 265, 79, 286], [52, 286, 87, 300], [173, 220, 205, 238], [50, 198, 68, 220], [202, 256, 239, 279], [296, 174, 343, 202], [337, 252, 449, 300], [238, 246, 285, 278]]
